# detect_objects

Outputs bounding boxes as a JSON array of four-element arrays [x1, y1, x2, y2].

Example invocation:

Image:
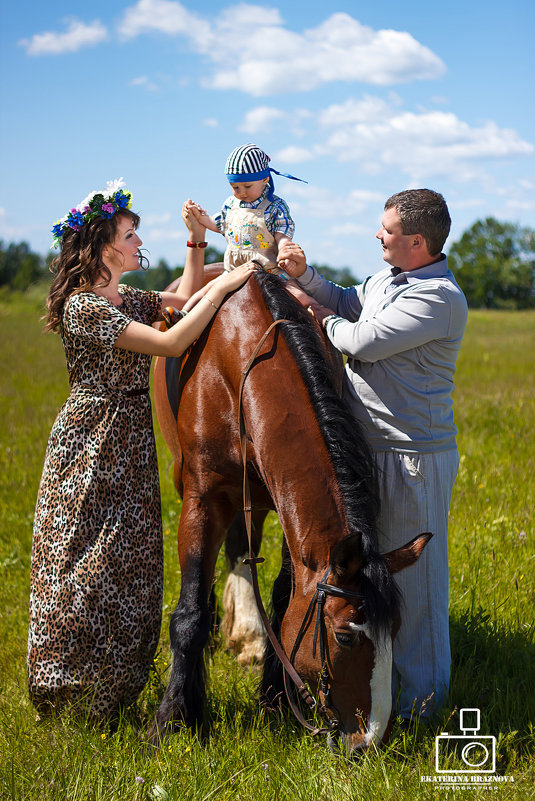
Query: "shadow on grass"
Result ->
[[448, 608, 535, 760]]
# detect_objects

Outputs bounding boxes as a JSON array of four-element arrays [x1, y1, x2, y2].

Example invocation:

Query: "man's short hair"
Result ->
[[385, 189, 451, 256]]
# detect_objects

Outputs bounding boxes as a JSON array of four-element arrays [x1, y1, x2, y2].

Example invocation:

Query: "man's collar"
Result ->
[[390, 256, 448, 284]]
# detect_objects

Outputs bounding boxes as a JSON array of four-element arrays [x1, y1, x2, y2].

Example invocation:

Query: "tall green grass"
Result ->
[[1, 290, 533, 800]]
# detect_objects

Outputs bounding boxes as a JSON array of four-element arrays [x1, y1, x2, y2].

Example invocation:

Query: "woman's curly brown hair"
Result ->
[[45, 209, 148, 333]]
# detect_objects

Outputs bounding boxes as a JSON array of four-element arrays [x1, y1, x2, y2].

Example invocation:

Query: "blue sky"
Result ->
[[1, 0, 534, 279]]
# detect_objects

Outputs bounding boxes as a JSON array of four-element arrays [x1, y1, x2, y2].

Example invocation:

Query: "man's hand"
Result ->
[[277, 241, 307, 278], [307, 301, 335, 328]]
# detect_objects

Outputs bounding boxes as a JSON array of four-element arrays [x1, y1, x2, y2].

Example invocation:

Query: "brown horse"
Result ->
[[152, 269, 429, 753]]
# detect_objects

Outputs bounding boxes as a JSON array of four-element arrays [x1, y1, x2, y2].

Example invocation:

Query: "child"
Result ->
[[183, 143, 315, 311]]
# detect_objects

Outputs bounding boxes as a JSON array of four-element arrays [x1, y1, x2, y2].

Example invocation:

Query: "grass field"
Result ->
[[1, 286, 534, 800]]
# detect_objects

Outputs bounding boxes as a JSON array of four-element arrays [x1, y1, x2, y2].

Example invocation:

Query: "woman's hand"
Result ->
[[182, 199, 206, 241], [214, 261, 258, 295], [203, 263, 257, 308]]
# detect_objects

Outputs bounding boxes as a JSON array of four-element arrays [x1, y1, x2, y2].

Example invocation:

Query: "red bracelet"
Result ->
[[187, 241, 208, 248]]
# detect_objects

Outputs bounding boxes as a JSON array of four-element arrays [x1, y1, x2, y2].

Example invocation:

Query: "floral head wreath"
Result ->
[[51, 178, 133, 248]]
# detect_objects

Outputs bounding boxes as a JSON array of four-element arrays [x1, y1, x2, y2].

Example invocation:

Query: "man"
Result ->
[[278, 189, 468, 721]]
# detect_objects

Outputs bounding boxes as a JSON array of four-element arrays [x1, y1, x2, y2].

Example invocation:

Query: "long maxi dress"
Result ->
[[27, 284, 164, 717]]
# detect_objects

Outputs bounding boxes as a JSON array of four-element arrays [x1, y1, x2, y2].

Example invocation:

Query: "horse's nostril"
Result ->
[[334, 631, 356, 648]]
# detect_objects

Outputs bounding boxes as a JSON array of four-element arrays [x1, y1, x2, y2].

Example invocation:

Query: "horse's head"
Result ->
[[280, 532, 431, 755]]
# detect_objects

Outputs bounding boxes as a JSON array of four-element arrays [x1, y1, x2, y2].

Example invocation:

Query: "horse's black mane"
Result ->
[[254, 271, 400, 638]]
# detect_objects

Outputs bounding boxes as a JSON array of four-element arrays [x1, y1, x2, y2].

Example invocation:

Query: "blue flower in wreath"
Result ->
[[114, 190, 130, 209], [52, 221, 64, 239], [67, 210, 85, 230]]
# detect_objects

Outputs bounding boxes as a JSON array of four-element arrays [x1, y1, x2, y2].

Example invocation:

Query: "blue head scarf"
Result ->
[[224, 143, 307, 201]]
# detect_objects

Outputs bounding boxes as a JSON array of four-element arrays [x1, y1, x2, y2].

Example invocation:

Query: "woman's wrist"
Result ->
[[202, 295, 219, 311], [186, 223, 206, 239], [208, 286, 226, 307]]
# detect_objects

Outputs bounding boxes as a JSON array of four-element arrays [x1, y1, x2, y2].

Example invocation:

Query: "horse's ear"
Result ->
[[382, 533, 432, 575], [330, 534, 363, 582]]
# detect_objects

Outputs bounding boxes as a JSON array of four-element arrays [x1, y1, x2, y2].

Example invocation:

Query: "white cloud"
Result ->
[[240, 106, 286, 134], [203, 118, 219, 128], [239, 105, 313, 138], [315, 101, 534, 182], [118, 0, 210, 47], [146, 227, 184, 242], [431, 95, 450, 106], [330, 222, 370, 237], [506, 199, 535, 211], [281, 184, 382, 221], [318, 96, 392, 126], [206, 12, 445, 95], [131, 75, 159, 92], [274, 146, 315, 164], [115, 3, 444, 95], [19, 19, 107, 55], [144, 212, 172, 225], [215, 3, 283, 30], [450, 198, 484, 210]]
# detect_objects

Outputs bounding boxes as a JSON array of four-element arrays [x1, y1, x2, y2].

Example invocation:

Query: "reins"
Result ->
[[237, 318, 365, 735]]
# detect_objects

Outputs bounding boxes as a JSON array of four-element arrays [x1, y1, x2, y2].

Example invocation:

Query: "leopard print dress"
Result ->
[[27, 284, 164, 717]]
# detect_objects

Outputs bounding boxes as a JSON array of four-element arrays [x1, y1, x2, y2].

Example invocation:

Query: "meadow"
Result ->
[[1, 286, 534, 800]]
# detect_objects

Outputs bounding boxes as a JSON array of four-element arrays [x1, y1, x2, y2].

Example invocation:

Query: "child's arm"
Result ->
[[274, 232, 292, 249], [273, 202, 295, 270], [185, 201, 220, 234]]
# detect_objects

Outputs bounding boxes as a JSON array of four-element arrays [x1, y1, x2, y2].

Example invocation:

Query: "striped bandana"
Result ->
[[224, 143, 307, 200]]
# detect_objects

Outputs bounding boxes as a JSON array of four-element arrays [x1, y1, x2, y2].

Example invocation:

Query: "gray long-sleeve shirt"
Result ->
[[297, 257, 468, 453]]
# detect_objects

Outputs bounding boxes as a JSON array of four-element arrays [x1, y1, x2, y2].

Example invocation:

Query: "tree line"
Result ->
[[1, 218, 534, 309]]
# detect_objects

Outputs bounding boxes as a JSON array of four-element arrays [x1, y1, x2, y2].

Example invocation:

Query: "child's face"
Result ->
[[229, 177, 269, 203]]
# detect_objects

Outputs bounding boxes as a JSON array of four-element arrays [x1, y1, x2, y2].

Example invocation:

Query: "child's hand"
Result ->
[[184, 200, 206, 220], [182, 199, 207, 238]]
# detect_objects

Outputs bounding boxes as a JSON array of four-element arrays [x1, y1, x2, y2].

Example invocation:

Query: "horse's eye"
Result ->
[[334, 631, 357, 648]]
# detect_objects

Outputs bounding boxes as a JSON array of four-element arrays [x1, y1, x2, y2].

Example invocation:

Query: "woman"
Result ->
[[27, 179, 253, 718]]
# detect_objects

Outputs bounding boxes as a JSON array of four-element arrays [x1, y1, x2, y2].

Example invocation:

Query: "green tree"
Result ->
[[0, 241, 46, 289], [448, 218, 535, 309], [309, 263, 358, 288], [123, 246, 224, 291], [205, 245, 225, 264]]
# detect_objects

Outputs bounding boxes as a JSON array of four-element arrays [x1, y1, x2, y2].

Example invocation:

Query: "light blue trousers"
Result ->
[[374, 449, 460, 719]]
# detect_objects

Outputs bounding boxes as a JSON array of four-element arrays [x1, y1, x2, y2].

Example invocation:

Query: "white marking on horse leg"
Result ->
[[349, 622, 392, 748], [222, 556, 265, 665]]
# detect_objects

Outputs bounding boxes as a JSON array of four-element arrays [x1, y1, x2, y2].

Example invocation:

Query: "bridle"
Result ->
[[237, 318, 366, 735]]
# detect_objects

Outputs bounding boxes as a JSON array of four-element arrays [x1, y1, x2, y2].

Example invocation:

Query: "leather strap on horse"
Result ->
[[237, 318, 336, 735]]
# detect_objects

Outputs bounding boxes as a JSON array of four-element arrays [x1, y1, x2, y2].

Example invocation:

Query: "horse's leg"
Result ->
[[221, 509, 267, 665], [260, 536, 292, 709], [150, 493, 231, 738]]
